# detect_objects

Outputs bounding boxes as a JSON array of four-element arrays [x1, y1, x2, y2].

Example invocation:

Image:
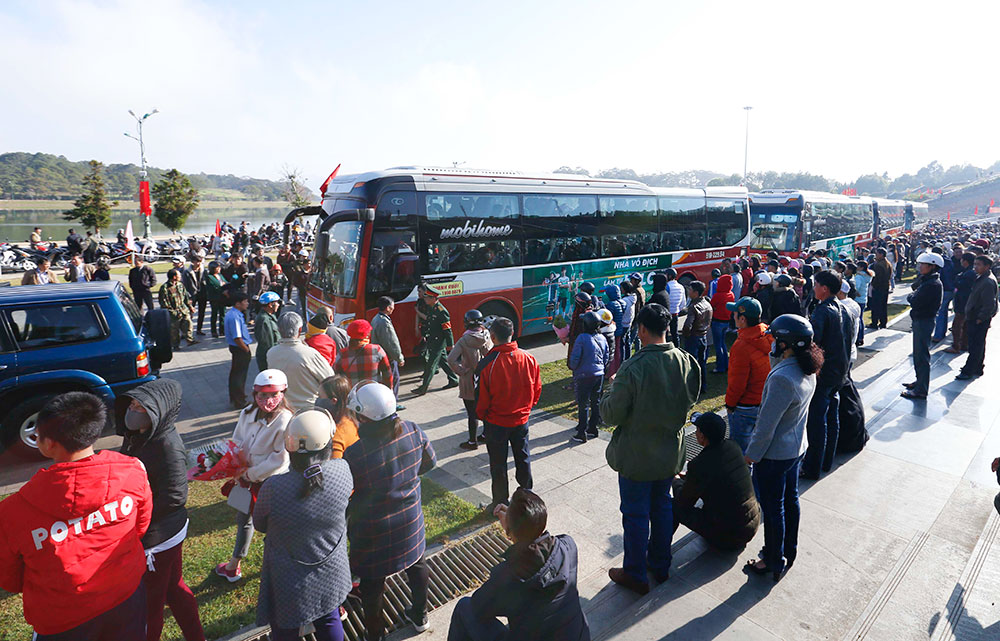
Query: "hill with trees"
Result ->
[[556, 161, 1000, 199], [0, 152, 304, 201]]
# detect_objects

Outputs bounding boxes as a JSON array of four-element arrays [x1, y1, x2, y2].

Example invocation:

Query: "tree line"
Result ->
[[63, 162, 313, 234], [0, 152, 299, 201], [557, 160, 1000, 197]]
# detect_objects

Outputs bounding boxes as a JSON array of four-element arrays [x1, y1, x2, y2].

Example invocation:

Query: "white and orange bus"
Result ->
[[297, 167, 748, 354]]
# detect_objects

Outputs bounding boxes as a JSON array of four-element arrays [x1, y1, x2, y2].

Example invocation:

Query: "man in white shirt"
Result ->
[[664, 268, 687, 347]]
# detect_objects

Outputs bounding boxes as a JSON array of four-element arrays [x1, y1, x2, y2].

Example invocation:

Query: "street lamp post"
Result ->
[[742, 106, 752, 186], [124, 108, 159, 240]]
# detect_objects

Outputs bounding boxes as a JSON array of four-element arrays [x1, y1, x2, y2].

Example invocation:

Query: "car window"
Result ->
[[7, 304, 106, 350], [118, 290, 142, 333]]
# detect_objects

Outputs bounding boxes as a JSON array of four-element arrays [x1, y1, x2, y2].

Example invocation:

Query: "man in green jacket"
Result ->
[[412, 285, 459, 396], [600, 302, 701, 595], [254, 291, 282, 371]]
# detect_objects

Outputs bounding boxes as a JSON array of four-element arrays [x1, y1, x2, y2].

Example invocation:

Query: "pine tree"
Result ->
[[63, 160, 118, 232], [152, 169, 200, 233]]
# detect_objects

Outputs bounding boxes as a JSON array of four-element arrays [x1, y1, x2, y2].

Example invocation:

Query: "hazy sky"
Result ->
[[2, 0, 997, 187]]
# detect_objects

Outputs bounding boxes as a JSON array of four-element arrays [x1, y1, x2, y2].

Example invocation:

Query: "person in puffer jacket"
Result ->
[[448, 488, 590, 641], [710, 274, 735, 373], [0, 392, 153, 640], [569, 311, 610, 443], [604, 284, 627, 375], [120, 379, 206, 641], [449, 309, 494, 450], [724, 297, 774, 454]]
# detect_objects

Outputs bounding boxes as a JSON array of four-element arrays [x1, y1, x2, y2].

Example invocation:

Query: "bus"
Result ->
[[872, 197, 907, 237], [905, 201, 932, 231], [299, 167, 748, 354], [748, 190, 874, 258]]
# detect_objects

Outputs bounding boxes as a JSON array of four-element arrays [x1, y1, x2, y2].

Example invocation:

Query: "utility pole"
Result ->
[[124, 108, 159, 239], [742, 106, 753, 186]]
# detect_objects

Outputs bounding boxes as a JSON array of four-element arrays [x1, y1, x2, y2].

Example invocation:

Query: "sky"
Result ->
[[1, 0, 998, 187]]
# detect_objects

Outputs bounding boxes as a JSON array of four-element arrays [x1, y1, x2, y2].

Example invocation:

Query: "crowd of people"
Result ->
[[5, 218, 1000, 641]]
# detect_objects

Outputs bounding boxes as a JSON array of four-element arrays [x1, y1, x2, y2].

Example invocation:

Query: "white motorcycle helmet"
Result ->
[[347, 381, 397, 422], [253, 369, 288, 392], [916, 252, 945, 269], [284, 408, 335, 453]]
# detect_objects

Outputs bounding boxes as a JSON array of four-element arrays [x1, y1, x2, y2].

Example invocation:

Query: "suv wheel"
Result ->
[[2, 393, 56, 461]]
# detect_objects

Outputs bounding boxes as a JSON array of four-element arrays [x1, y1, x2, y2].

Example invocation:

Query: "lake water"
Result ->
[[0, 205, 292, 242]]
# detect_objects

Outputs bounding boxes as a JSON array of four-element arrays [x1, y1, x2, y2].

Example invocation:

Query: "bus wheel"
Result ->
[[479, 301, 518, 338], [678, 273, 694, 288]]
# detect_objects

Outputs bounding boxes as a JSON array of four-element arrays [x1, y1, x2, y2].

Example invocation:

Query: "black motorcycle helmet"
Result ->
[[580, 311, 601, 333], [579, 282, 596, 295], [464, 309, 485, 328], [767, 314, 813, 355]]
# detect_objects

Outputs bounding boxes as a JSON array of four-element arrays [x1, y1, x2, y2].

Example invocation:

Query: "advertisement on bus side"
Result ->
[[521, 255, 673, 335]]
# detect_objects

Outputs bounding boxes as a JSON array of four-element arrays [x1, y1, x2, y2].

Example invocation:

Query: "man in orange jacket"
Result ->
[[475, 317, 542, 509], [724, 297, 774, 453]]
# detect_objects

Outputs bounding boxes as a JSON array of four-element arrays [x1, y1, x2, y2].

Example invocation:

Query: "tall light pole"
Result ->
[[742, 106, 753, 186], [124, 108, 159, 239]]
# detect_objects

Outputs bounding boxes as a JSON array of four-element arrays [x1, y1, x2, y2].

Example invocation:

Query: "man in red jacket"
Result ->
[[724, 297, 774, 454], [0, 392, 153, 640], [476, 317, 542, 509]]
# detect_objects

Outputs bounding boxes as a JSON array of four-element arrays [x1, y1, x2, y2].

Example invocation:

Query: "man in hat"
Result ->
[[158, 268, 199, 349], [334, 319, 393, 389], [254, 291, 282, 371], [412, 285, 459, 396], [673, 412, 759, 550]]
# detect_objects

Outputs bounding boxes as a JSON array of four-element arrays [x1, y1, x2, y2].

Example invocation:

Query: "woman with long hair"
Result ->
[[215, 369, 293, 582], [342, 382, 437, 641], [316, 375, 359, 458], [254, 408, 353, 641], [743, 314, 822, 582]]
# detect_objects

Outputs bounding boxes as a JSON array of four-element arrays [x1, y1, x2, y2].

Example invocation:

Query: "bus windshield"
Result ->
[[316, 220, 364, 297], [749, 207, 800, 253]]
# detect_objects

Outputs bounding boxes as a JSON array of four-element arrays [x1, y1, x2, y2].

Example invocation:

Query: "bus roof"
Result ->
[[751, 189, 872, 205], [323, 166, 653, 194], [871, 197, 908, 207]]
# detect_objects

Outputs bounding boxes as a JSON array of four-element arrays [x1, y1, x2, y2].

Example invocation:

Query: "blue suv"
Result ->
[[0, 281, 173, 458]]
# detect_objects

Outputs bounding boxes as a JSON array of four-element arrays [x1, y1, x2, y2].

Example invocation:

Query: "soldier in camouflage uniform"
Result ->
[[158, 268, 199, 349], [412, 284, 459, 396]]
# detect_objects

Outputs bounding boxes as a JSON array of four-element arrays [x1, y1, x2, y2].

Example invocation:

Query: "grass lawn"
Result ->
[[0, 476, 490, 641]]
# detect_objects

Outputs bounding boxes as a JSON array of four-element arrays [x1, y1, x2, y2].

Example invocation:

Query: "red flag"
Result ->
[[947, 211, 951, 221], [215, 219, 221, 236], [319, 164, 342, 197], [975, 206, 979, 216], [991, 199, 995, 208], [139, 180, 151, 216]]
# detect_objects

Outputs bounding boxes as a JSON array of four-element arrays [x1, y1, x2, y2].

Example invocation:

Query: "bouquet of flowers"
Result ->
[[552, 315, 571, 343], [187, 439, 246, 481]]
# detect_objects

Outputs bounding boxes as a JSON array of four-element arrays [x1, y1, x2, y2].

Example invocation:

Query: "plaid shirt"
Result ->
[[334, 343, 393, 389], [157, 282, 191, 320], [343, 420, 436, 578]]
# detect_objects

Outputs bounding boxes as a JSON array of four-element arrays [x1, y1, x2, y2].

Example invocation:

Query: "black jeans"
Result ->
[[962, 319, 990, 376], [359, 556, 429, 641], [869, 287, 889, 327], [228, 345, 252, 406], [484, 422, 532, 505], [210, 301, 226, 336], [574, 375, 603, 437], [671, 478, 754, 550], [194, 297, 207, 332], [669, 313, 680, 347], [134, 288, 154, 313], [463, 399, 479, 442]]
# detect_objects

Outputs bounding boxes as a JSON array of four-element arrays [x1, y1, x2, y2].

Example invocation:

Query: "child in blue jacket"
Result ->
[[569, 311, 609, 443]]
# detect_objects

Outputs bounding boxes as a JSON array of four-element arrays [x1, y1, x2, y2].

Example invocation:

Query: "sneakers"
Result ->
[[214, 561, 242, 582], [476, 433, 487, 443], [571, 433, 587, 444], [459, 440, 479, 450], [404, 607, 430, 633], [586, 429, 599, 439]]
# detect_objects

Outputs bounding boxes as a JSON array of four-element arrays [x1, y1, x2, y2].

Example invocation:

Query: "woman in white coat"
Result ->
[[215, 369, 292, 582]]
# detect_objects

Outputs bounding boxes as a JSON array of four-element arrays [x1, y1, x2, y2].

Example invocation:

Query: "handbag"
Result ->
[[227, 485, 253, 514]]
